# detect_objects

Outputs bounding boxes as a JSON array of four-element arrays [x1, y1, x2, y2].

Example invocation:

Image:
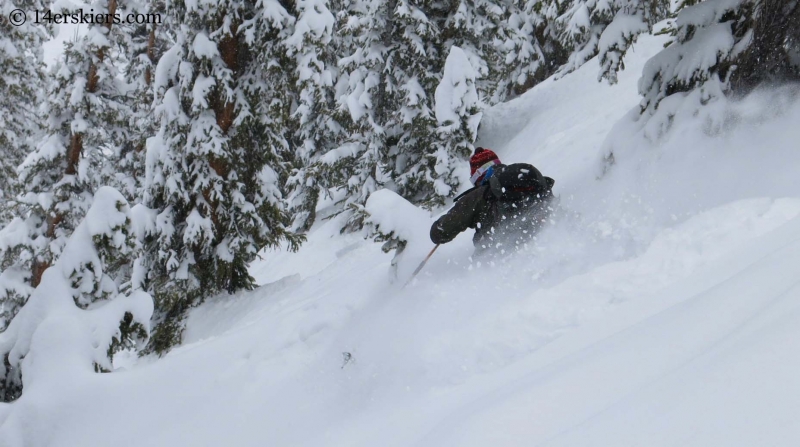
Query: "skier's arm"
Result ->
[[430, 189, 482, 244]]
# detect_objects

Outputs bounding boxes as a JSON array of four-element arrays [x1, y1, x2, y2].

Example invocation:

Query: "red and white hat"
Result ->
[[469, 147, 501, 185]]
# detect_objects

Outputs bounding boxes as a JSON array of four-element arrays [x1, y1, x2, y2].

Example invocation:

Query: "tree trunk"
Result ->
[[144, 23, 157, 87], [208, 19, 246, 290]]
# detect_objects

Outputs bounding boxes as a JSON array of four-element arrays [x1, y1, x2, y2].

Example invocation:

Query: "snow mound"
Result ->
[[364, 188, 435, 282], [0, 188, 153, 447]]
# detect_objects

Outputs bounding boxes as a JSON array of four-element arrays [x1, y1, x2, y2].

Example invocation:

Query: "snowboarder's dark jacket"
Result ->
[[430, 164, 555, 253]]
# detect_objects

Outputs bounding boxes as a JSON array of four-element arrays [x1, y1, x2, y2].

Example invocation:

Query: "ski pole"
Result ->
[[403, 244, 439, 288]]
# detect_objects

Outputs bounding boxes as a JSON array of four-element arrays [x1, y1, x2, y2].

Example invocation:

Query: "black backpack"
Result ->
[[487, 163, 554, 202], [453, 163, 554, 203]]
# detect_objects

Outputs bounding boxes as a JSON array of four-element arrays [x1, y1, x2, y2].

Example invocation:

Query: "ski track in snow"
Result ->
[[5, 31, 800, 447]]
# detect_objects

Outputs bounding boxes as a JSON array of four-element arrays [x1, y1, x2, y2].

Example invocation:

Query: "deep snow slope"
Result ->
[[4, 30, 800, 447]]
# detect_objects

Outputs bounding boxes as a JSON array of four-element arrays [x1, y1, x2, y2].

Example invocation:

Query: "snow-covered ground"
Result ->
[[4, 29, 800, 446]]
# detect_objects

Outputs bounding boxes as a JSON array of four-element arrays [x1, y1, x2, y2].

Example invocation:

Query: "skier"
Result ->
[[430, 148, 555, 255]]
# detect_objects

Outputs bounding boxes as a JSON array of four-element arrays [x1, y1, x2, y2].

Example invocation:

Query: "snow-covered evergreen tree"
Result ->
[[0, 0, 127, 329], [327, 0, 394, 228], [284, 0, 341, 232], [600, 0, 799, 171], [0, 218, 35, 330], [503, 0, 566, 97], [0, 187, 152, 402], [326, 0, 482, 229], [635, 0, 799, 136], [142, 0, 302, 354], [553, 0, 611, 76], [116, 0, 168, 203], [724, 0, 799, 91], [0, 0, 45, 225], [441, 0, 556, 102], [639, 0, 751, 119], [441, 0, 508, 102], [433, 45, 483, 193], [384, 1, 455, 208], [555, 0, 669, 82], [600, 0, 672, 83]]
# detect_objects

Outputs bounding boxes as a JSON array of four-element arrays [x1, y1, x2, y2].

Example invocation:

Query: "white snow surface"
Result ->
[[5, 31, 800, 446]]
